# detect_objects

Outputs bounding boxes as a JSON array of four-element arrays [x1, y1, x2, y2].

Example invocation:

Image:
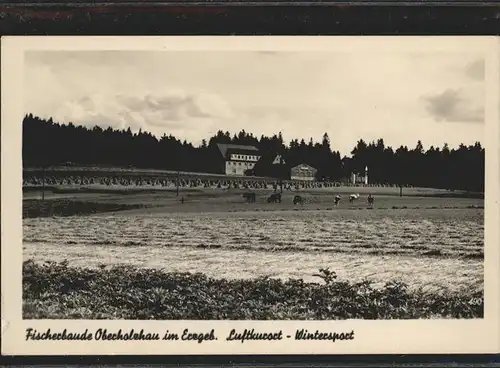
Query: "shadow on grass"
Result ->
[[22, 199, 147, 218]]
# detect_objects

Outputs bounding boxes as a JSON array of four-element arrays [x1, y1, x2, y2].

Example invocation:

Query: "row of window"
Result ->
[[231, 154, 258, 161], [292, 172, 315, 177], [292, 169, 315, 174], [228, 161, 254, 166]]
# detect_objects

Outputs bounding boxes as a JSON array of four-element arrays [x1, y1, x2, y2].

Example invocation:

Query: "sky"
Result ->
[[24, 50, 485, 156]]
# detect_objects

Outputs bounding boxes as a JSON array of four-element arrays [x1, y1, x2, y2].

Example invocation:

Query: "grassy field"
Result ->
[[23, 185, 483, 213], [22, 184, 485, 320], [24, 206, 484, 258]]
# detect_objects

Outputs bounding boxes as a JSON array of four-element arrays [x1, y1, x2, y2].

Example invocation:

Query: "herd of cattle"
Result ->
[[243, 191, 375, 208]]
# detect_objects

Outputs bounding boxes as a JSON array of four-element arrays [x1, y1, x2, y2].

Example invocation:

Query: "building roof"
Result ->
[[291, 163, 318, 172], [272, 154, 285, 164], [216, 143, 260, 159]]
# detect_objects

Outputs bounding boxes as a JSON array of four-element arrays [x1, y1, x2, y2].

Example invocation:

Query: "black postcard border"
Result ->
[[0, 3, 500, 35], [1, 1, 500, 366], [0, 353, 500, 365]]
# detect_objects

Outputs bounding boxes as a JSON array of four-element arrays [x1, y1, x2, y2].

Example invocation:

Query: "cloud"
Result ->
[[465, 59, 485, 81], [24, 50, 485, 156], [52, 91, 234, 134], [422, 88, 484, 123]]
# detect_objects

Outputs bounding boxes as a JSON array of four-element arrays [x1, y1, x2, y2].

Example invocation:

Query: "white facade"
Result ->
[[290, 164, 317, 181], [291, 175, 315, 182], [225, 160, 258, 176]]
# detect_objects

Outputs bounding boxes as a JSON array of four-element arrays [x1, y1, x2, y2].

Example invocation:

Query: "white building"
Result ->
[[216, 143, 261, 176], [350, 166, 369, 185], [291, 163, 317, 181]]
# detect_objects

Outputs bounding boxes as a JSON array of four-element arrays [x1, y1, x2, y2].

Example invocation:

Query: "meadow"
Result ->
[[21, 173, 485, 319]]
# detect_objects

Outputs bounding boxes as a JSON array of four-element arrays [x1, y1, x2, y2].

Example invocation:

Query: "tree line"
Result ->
[[22, 114, 484, 191]]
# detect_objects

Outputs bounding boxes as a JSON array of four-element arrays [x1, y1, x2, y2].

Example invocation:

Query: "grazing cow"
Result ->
[[334, 195, 341, 206], [349, 194, 360, 203], [293, 195, 304, 205], [243, 192, 256, 203], [267, 193, 282, 203], [367, 194, 374, 208]]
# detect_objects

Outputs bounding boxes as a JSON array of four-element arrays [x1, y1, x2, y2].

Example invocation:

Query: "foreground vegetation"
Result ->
[[23, 260, 483, 320]]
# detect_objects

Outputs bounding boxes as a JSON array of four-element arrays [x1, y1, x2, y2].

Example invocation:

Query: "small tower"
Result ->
[[351, 172, 356, 185], [364, 166, 368, 185]]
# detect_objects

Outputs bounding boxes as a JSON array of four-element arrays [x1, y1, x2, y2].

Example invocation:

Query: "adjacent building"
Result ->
[[290, 164, 317, 181], [350, 166, 369, 185], [250, 152, 289, 179], [216, 143, 261, 176]]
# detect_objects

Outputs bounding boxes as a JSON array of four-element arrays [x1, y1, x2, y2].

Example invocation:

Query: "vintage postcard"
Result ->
[[1, 36, 499, 355]]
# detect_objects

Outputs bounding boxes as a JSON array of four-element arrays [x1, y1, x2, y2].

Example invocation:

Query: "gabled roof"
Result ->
[[272, 154, 285, 164], [291, 163, 317, 172], [252, 151, 282, 166], [216, 143, 260, 158]]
